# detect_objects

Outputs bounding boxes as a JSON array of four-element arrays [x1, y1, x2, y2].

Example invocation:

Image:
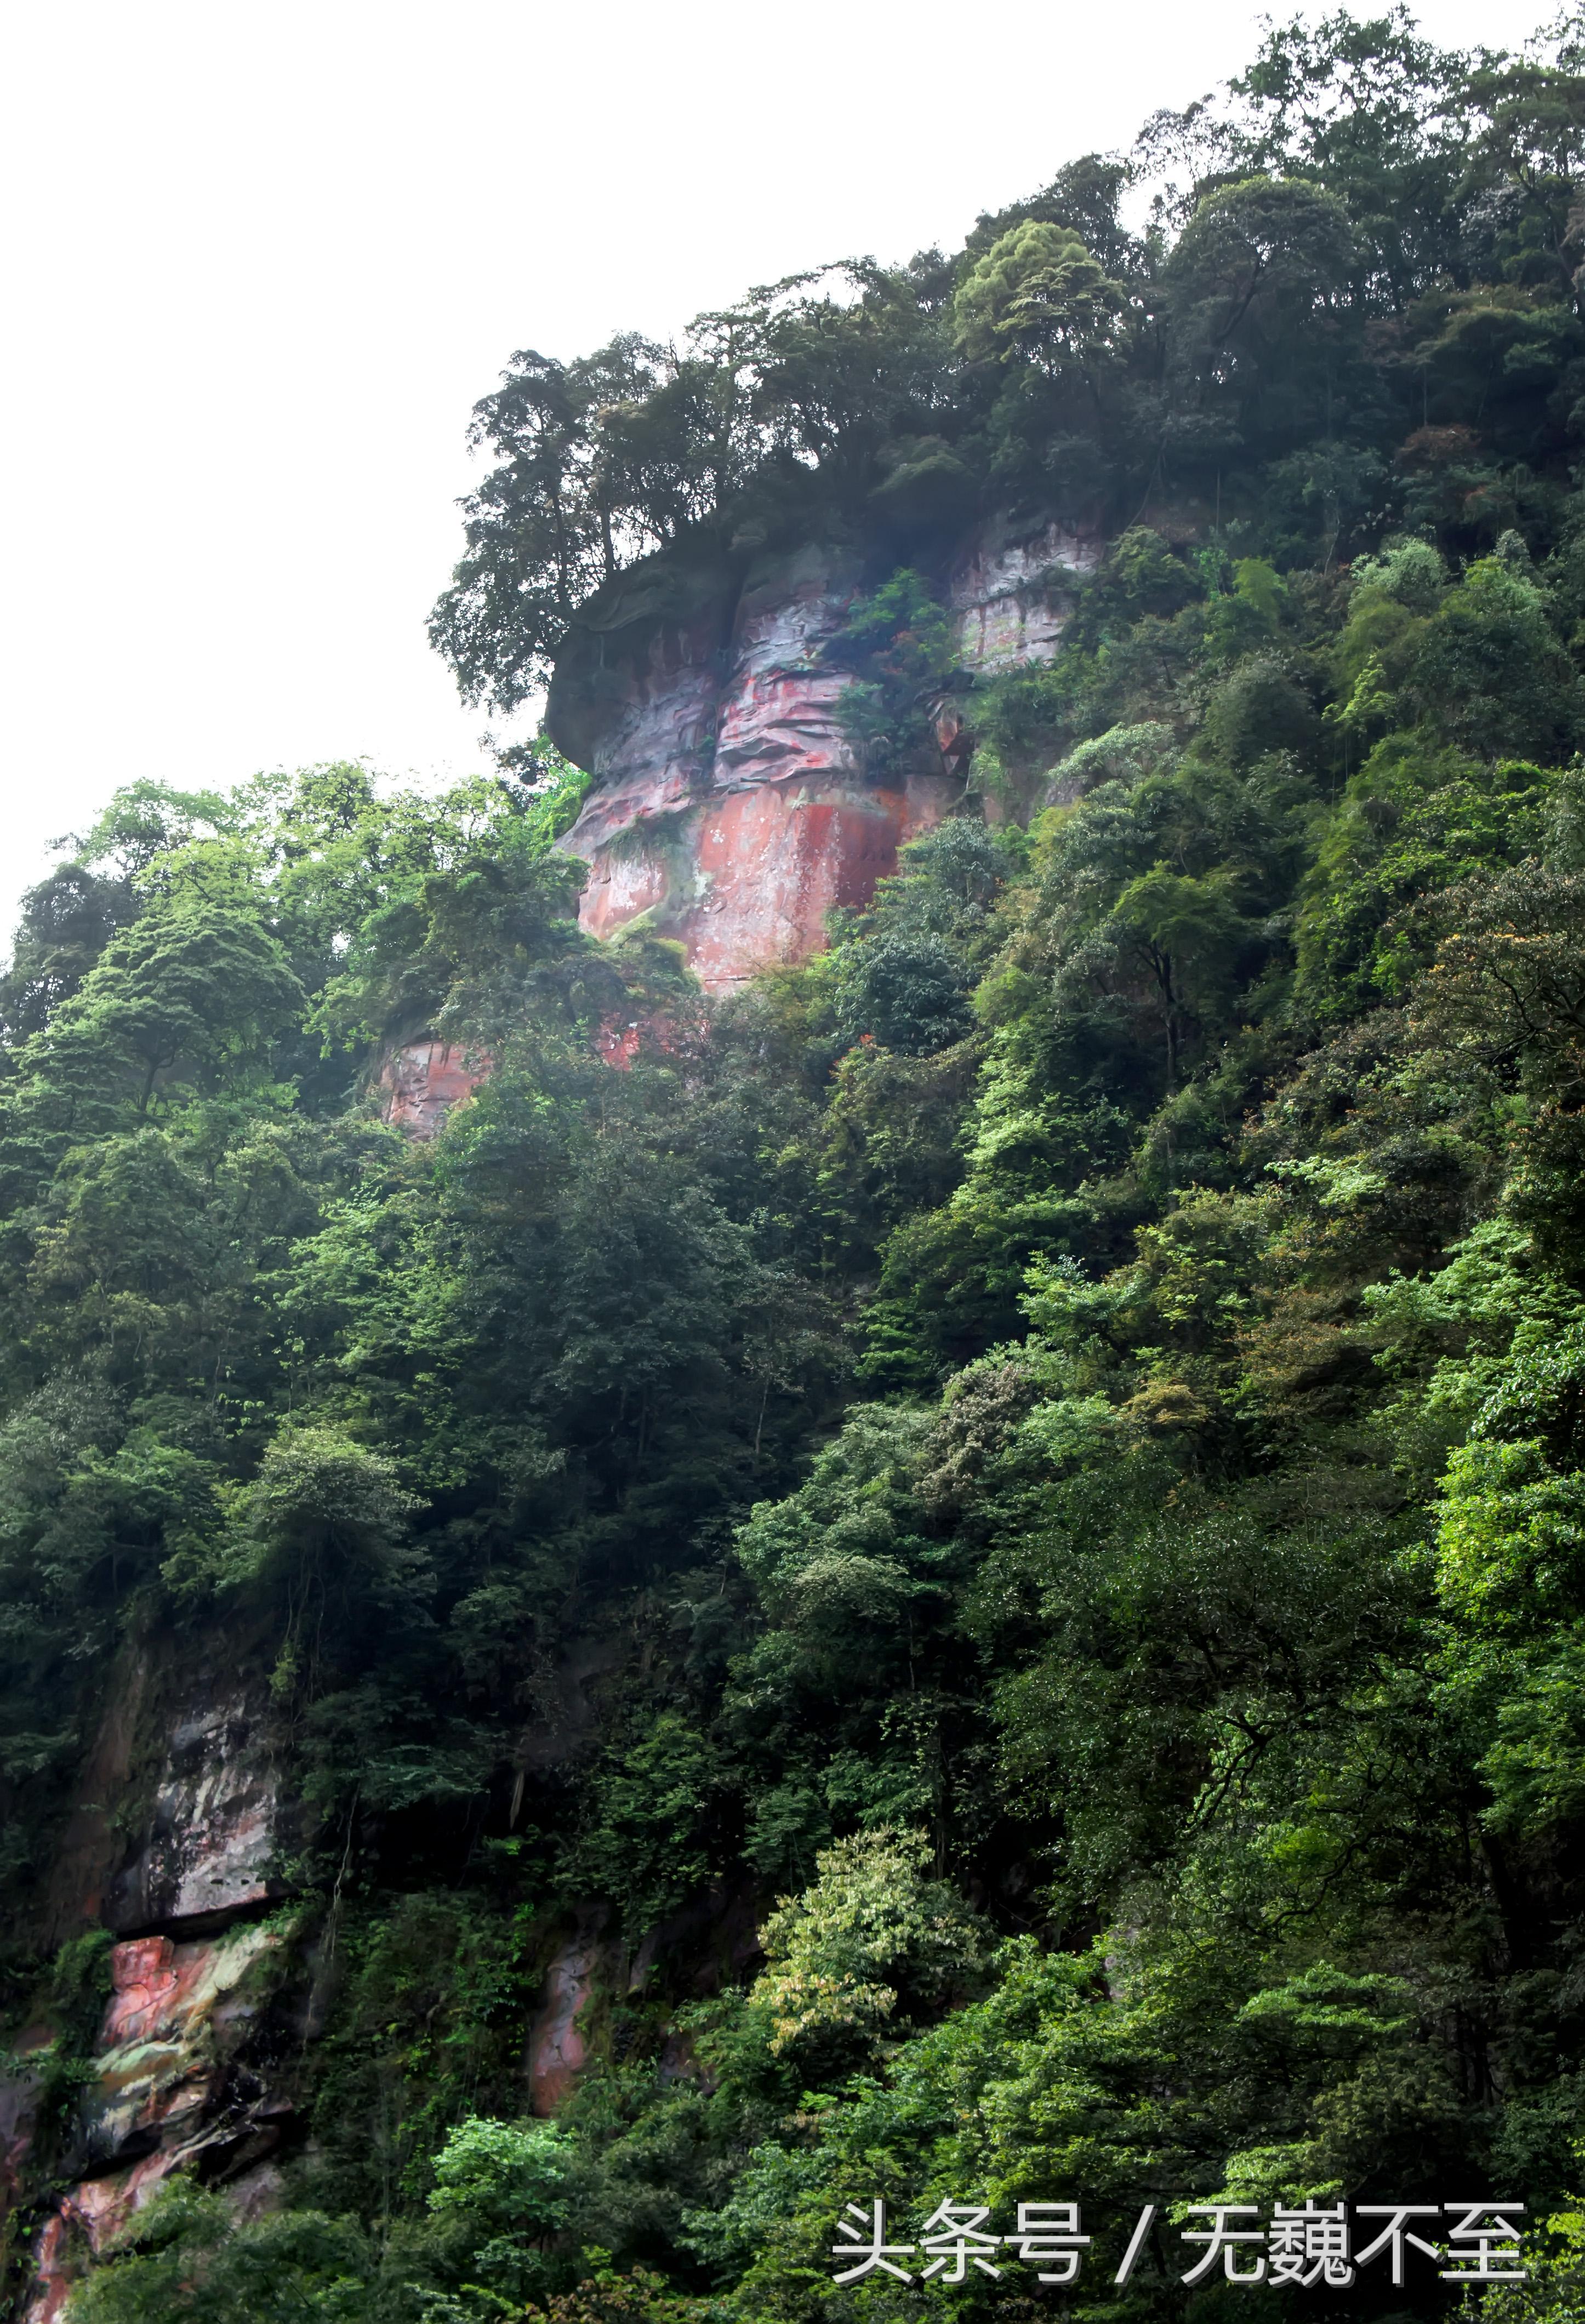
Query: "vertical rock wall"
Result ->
[[950, 514, 1099, 670], [377, 1039, 489, 1140], [15, 1667, 298, 2319], [548, 517, 1096, 992]]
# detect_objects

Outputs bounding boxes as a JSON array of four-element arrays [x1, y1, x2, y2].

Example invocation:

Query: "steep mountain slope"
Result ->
[[5, 15, 1585, 2324]]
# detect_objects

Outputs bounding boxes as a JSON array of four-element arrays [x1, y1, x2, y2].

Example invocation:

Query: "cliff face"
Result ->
[[9, 1654, 299, 2320], [377, 1039, 488, 1138], [547, 516, 1096, 990], [9, 1615, 749, 2314], [364, 512, 1095, 1138]]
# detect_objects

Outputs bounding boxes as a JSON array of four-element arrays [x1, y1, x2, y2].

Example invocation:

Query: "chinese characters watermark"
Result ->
[[830, 2198, 1526, 2287]]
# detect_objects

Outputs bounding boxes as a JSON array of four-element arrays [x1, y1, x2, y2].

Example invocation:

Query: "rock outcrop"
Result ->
[[19, 1664, 297, 2318], [17, 1622, 657, 2308], [548, 517, 1095, 990], [103, 1696, 282, 1939], [44, 1669, 286, 1951], [24, 1922, 292, 2322], [377, 1037, 488, 1138], [949, 512, 1097, 670], [527, 1928, 601, 2116]]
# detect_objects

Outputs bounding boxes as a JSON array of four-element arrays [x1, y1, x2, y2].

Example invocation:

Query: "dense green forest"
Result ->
[[8, 9, 1585, 2320]]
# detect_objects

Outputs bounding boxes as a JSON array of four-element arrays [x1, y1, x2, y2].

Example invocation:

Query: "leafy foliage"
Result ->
[[12, 16, 1585, 2324]]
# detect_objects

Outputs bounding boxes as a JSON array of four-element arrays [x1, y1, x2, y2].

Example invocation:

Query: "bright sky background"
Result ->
[[0, 0, 1546, 945]]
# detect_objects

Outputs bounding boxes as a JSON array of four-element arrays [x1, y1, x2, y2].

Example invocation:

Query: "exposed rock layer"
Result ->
[[548, 519, 1095, 990], [19, 1664, 294, 2318], [378, 1038, 488, 1138], [17, 1627, 669, 2312], [23, 1924, 289, 2323]]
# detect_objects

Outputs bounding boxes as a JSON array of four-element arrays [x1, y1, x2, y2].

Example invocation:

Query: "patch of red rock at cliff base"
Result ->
[[377, 1038, 489, 1138], [26, 2156, 172, 2324], [22, 1927, 283, 2322]]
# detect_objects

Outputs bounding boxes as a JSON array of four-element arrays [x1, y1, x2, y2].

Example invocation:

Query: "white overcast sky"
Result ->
[[0, 0, 1544, 944]]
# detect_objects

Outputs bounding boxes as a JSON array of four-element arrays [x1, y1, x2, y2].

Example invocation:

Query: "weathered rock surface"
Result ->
[[527, 1928, 601, 2116], [21, 1932, 293, 2320], [22, 1665, 294, 2317], [548, 519, 1092, 990], [524, 1881, 765, 2117], [950, 514, 1099, 669], [45, 1667, 286, 1950], [40, 1647, 152, 1947], [550, 543, 954, 989], [104, 1695, 282, 1938], [24, 1924, 291, 2321], [377, 1036, 488, 1137]]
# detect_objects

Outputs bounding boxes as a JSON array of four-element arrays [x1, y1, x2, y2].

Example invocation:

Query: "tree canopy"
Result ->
[[10, 15, 1585, 2324]]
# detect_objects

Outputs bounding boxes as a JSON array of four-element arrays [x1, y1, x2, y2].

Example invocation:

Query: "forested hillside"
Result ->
[[6, 11, 1585, 2320]]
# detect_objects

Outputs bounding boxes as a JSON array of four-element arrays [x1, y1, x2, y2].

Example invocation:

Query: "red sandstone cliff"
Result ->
[[367, 514, 1097, 1136], [376, 1038, 488, 1138], [546, 516, 1097, 992]]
